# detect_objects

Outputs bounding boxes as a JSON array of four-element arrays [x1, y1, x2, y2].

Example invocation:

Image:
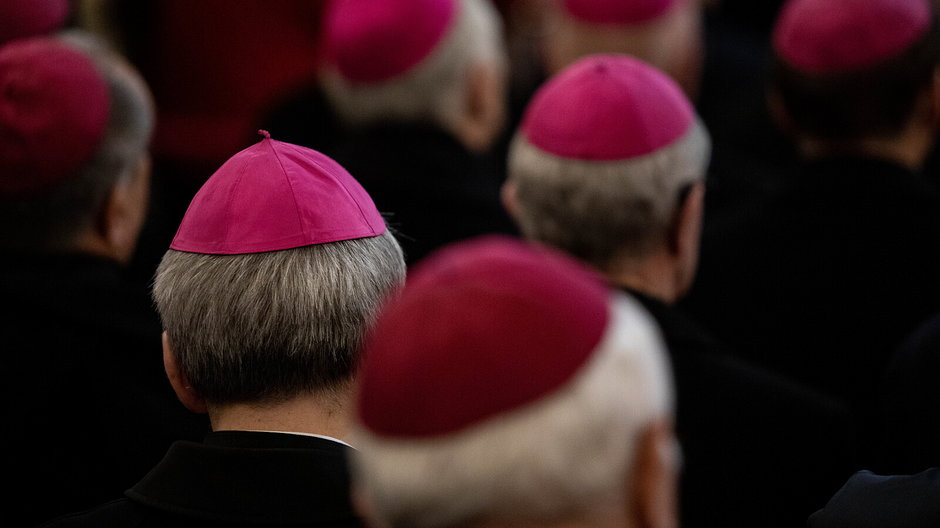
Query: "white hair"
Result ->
[[321, 0, 506, 133], [352, 292, 674, 528], [507, 119, 710, 271]]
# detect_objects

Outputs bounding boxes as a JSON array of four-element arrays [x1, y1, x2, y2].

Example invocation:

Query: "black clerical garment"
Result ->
[[38, 431, 364, 527], [878, 312, 940, 473], [681, 156, 940, 460], [328, 124, 517, 266], [808, 468, 940, 528], [1, 253, 208, 527], [626, 288, 855, 528]]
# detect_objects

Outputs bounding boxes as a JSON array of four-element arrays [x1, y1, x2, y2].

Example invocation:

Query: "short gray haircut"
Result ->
[[0, 30, 154, 251], [152, 230, 406, 405], [507, 120, 710, 272], [321, 0, 506, 133], [352, 293, 675, 528]]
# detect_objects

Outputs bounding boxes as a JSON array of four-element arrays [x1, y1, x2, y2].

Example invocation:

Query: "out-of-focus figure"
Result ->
[[353, 235, 679, 528]]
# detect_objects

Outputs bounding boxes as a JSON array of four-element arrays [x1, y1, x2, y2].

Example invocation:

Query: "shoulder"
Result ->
[[809, 468, 940, 528], [36, 499, 149, 528]]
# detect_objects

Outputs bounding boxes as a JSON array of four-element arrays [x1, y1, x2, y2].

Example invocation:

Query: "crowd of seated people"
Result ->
[[4, 0, 940, 526]]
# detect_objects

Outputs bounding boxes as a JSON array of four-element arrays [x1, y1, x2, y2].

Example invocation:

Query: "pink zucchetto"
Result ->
[[0, 0, 69, 45], [773, 0, 932, 73], [0, 37, 110, 196], [562, 0, 678, 25], [352, 235, 674, 526], [322, 0, 457, 83], [521, 54, 694, 161], [357, 236, 613, 437], [170, 131, 386, 255]]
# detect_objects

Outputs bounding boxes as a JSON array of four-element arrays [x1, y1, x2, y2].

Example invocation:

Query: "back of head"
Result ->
[[543, 0, 703, 97], [153, 133, 405, 406], [506, 54, 710, 274], [0, 32, 154, 254], [320, 0, 506, 139], [770, 0, 940, 142], [353, 236, 676, 528]]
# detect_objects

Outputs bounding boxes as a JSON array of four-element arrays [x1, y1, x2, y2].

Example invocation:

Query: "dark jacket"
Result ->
[[39, 431, 364, 527], [808, 468, 940, 528], [1, 253, 208, 527], [627, 288, 856, 528], [878, 312, 940, 473], [327, 124, 517, 266], [681, 156, 940, 459]]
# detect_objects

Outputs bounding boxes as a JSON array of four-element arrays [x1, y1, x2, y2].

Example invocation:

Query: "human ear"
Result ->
[[163, 332, 208, 414]]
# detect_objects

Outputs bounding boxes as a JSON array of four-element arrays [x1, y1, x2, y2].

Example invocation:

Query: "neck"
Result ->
[[451, 114, 500, 154], [607, 253, 682, 305], [471, 515, 631, 528], [73, 234, 123, 264], [209, 389, 352, 442], [797, 123, 934, 171]]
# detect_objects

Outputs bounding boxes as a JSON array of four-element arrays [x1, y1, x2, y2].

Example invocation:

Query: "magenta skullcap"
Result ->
[[521, 54, 694, 161], [773, 0, 932, 73], [170, 131, 386, 255], [562, 0, 679, 25], [357, 235, 612, 438], [0, 0, 69, 45], [0, 37, 110, 196], [323, 0, 457, 83]]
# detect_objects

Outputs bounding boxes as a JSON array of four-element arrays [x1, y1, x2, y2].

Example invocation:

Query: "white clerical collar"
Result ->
[[255, 430, 355, 449]]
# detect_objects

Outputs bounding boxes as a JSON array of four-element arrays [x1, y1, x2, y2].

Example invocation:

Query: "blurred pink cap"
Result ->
[[773, 0, 932, 73], [323, 0, 457, 83], [521, 54, 694, 161], [0, 37, 110, 195], [358, 235, 611, 437], [0, 0, 69, 45]]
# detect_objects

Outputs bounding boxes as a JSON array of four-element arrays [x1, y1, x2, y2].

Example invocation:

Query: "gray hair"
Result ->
[[0, 30, 154, 251], [353, 293, 675, 528], [152, 230, 406, 405], [507, 120, 710, 272], [321, 0, 506, 134]]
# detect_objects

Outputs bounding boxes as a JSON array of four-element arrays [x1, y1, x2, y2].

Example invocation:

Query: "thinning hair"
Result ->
[[321, 0, 505, 134], [0, 30, 154, 252], [152, 230, 405, 406], [771, 15, 940, 141], [507, 120, 710, 273], [352, 293, 675, 528]]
